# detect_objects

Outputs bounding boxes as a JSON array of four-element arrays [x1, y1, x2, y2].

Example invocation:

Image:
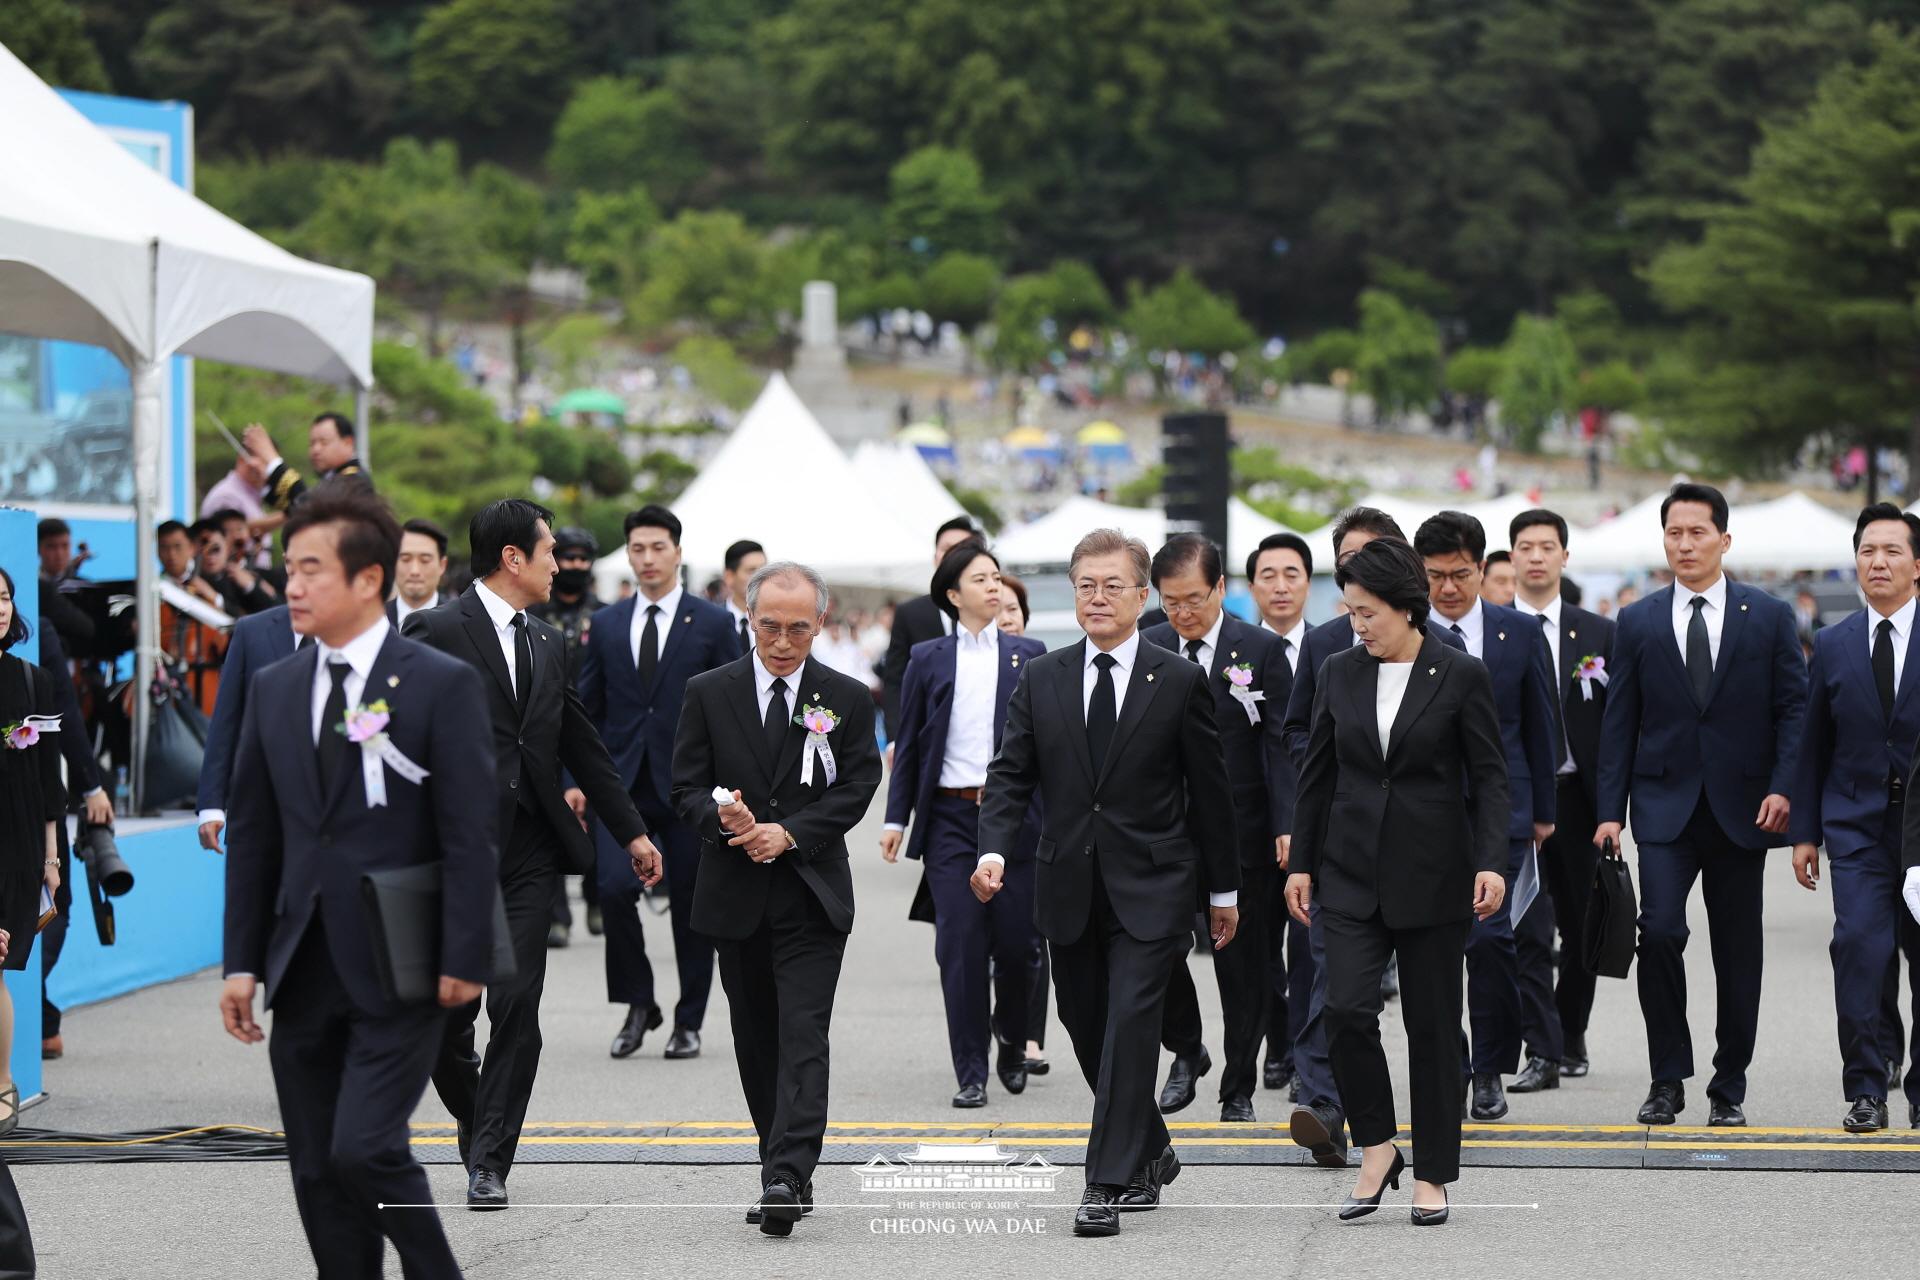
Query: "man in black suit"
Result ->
[[671, 561, 882, 1236], [974, 528, 1238, 1237], [882, 516, 981, 741], [1146, 534, 1290, 1123], [197, 603, 302, 852], [721, 539, 766, 656], [1278, 508, 1466, 1166], [387, 517, 449, 629], [1596, 483, 1808, 1126], [220, 485, 495, 1279], [1509, 508, 1617, 1089], [404, 499, 660, 1208]]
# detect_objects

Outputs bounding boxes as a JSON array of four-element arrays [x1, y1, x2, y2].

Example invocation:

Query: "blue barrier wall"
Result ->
[[2, 504, 43, 1100], [45, 820, 220, 1011]]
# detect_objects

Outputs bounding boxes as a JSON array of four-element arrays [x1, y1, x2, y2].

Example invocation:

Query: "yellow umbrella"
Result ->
[[1003, 426, 1051, 448], [1076, 421, 1127, 445], [898, 422, 952, 446]]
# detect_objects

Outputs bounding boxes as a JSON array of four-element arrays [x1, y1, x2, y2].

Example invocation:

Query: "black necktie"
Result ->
[[1686, 596, 1712, 705], [739, 616, 752, 654], [1875, 618, 1896, 719], [1184, 638, 1205, 665], [317, 661, 350, 793], [1087, 653, 1117, 775], [1279, 636, 1292, 671], [637, 604, 660, 690], [1450, 622, 1466, 641], [510, 612, 533, 716], [764, 676, 790, 763]]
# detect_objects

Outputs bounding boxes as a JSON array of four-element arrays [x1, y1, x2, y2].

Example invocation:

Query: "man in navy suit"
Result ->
[[1146, 534, 1292, 1124], [1415, 511, 1560, 1123], [1509, 508, 1618, 1088], [1597, 482, 1808, 1127], [196, 603, 302, 852], [882, 538, 1046, 1106], [220, 486, 497, 1279], [1792, 503, 1920, 1132], [578, 505, 740, 1061], [1279, 509, 1466, 1166]]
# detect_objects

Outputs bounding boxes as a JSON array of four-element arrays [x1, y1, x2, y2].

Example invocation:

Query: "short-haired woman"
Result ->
[[1286, 538, 1509, 1225]]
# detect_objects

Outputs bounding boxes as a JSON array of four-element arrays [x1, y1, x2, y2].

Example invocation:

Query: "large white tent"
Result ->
[[1574, 490, 1857, 573], [994, 494, 1292, 569], [594, 374, 931, 596], [0, 46, 374, 807], [848, 439, 967, 552]]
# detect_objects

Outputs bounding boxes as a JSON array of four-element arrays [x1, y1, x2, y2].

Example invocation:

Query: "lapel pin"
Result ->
[[1011, 655, 1020, 667], [1497, 631, 1506, 641], [1146, 673, 1155, 683], [1230, 650, 1238, 659], [539, 633, 548, 641], [387, 675, 399, 688], [1569, 629, 1577, 639], [1428, 667, 1437, 675], [683, 614, 692, 624], [811, 692, 819, 701], [1740, 603, 1749, 612]]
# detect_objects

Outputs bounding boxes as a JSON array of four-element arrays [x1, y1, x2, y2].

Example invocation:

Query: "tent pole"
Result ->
[[130, 357, 164, 815], [354, 382, 370, 474]]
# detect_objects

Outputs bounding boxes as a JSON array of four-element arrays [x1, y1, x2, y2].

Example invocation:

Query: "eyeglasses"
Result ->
[[1073, 580, 1140, 601], [754, 619, 817, 641], [1161, 585, 1218, 617]]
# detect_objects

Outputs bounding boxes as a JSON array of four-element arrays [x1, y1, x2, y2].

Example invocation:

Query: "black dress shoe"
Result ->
[[1073, 1184, 1122, 1237], [664, 1027, 701, 1059], [1024, 1056, 1050, 1076], [1116, 1144, 1180, 1211], [585, 903, 604, 936], [1338, 1145, 1404, 1221], [745, 1181, 812, 1223], [1379, 956, 1400, 1001], [1844, 1096, 1888, 1132], [1909, 1102, 1918, 1129], [997, 1047, 1028, 1095], [1508, 1056, 1560, 1094], [1411, 1187, 1450, 1226], [610, 1004, 663, 1059], [1157, 1046, 1212, 1114], [953, 1083, 987, 1108], [1221, 1095, 1256, 1123], [467, 1168, 508, 1211], [1707, 1096, 1746, 1127], [1560, 1033, 1590, 1079], [1263, 1059, 1292, 1091], [758, 1179, 802, 1236], [1287, 1076, 1301, 1103], [1469, 1072, 1509, 1121], [1638, 1080, 1685, 1125], [546, 921, 570, 948], [1288, 1102, 1349, 1168]]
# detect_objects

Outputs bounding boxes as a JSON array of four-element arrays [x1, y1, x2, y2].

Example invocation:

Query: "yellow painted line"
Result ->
[[1464, 1140, 1648, 1150], [1646, 1141, 1920, 1152]]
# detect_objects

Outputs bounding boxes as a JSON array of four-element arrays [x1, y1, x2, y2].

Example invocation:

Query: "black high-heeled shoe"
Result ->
[[1411, 1187, 1450, 1226], [1337, 1145, 1405, 1220]]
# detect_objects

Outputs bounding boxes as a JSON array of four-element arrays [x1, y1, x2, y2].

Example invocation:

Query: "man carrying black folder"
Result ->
[[221, 486, 497, 1280]]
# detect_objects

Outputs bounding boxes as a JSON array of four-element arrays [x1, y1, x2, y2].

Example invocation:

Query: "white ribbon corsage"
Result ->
[[794, 703, 840, 785], [337, 700, 430, 806], [2, 715, 59, 749], [1222, 663, 1265, 723], [1573, 654, 1609, 702]]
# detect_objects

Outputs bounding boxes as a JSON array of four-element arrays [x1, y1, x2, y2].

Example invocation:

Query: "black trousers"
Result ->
[[1265, 871, 1311, 1071], [1463, 838, 1534, 1074], [1534, 776, 1601, 1048], [715, 860, 847, 1190], [549, 870, 599, 929], [601, 789, 713, 1030], [1322, 907, 1470, 1185], [1636, 794, 1764, 1102], [431, 808, 558, 1178], [923, 794, 1036, 1087], [1161, 860, 1278, 1102], [0, 1153, 34, 1277], [1829, 807, 1920, 1103], [272, 920, 459, 1279], [1051, 861, 1187, 1187]]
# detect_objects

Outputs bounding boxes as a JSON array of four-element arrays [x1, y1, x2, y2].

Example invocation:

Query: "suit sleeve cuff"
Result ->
[[883, 822, 906, 833], [1208, 891, 1238, 908], [198, 808, 225, 826], [977, 852, 1006, 868]]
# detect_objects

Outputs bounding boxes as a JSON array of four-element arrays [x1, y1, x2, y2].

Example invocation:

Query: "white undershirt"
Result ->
[[1376, 660, 1414, 756]]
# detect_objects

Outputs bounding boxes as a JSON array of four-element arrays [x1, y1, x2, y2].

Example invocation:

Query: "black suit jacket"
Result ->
[[1545, 602, 1616, 808], [1143, 613, 1291, 861], [222, 631, 499, 1013], [1291, 632, 1510, 929], [401, 586, 644, 874], [978, 635, 1238, 945], [882, 594, 947, 736], [672, 654, 883, 937], [197, 605, 299, 814]]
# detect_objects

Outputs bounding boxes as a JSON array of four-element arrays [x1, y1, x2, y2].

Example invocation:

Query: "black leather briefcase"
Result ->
[[1582, 838, 1637, 979], [362, 864, 516, 1004]]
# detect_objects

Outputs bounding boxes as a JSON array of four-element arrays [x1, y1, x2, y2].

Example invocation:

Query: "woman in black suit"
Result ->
[[1286, 538, 1508, 1225]]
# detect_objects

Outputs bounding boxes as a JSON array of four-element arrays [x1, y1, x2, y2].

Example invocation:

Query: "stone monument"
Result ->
[[788, 280, 891, 445]]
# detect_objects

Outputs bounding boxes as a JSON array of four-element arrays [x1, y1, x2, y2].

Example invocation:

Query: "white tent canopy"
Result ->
[[994, 494, 1293, 570], [595, 374, 933, 597], [1574, 490, 1858, 573], [848, 440, 967, 553], [0, 47, 375, 808]]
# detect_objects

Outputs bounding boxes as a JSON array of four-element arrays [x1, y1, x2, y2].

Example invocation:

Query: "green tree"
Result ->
[[985, 274, 1057, 374], [1281, 330, 1362, 384], [626, 210, 774, 343], [1040, 260, 1116, 327], [133, 0, 396, 153], [198, 153, 348, 239], [671, 336, 762, 410], [566, 186, 663, 299], [411, 0, 575, 134], [537, 314, 615, 389], [1352, 290, 1441, 423], [7, 0, 110, 91], [1495, 313, 1579, 450], [920, 253, 1001, 330], [1647, 26, 1920, 489], [1122, 268, 1256, 359], [548, 76, 707, 206], [1444, 347, 1506, 401], [884, 146, 1003, 261]]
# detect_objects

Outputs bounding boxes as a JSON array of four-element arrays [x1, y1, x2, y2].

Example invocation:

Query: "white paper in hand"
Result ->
[[1905, 867, 1920, 928], [711, 785, 734, 807]]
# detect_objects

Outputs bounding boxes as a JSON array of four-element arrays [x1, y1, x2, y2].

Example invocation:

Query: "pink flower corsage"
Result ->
[[1573, 654, 1609, 701], [2, 715, 59, 749], [794, 703, 840, 784], [1221, 662, 1264, 723]]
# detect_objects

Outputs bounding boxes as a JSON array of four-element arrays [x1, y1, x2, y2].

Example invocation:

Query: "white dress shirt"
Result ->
[[1441, 598, 1486, 660], [1175, 612, 1225, 672], [885, 621, 1001, 833], [751, 646, 800, 722], [473, 578, 530, 696], [1671, 574, 1727, 667], [311, 615, 391, 744], [1868, 595, 1917, 693], [631, 584, 684, 666], [727, 599, 751, 644], [198, 614, 305, 828], [1376, 660, 1414, 756], [392, 594, 435, 628], [1278, 617, 1308, 674], [1515, 594, 1578, 776]]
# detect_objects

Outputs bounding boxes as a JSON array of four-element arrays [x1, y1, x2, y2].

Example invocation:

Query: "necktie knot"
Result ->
[[1092, 653, 1116, 671], [510, 612, 526, 630], [1880, 618, 1894, 637], [770, 677, 788, 694], [1450, 622, 1465, 636], [1690, 596, 1708, 614], [1183, 638, 1204, 663], [646, 604, 660, 618], [328, 660, 350, 691]]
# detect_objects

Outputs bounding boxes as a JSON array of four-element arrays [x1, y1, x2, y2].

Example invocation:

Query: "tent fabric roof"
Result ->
[[994, 495, 1293, 569], [848, 440, 967, 555], [0, 48, 374, 385]]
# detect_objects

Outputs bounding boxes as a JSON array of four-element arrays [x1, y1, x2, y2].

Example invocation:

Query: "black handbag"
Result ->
[[361, 863, 517, 1004], [1582, 837, 1637, 979]]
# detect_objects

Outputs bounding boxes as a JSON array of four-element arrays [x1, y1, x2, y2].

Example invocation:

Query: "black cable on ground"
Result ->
[[0, 1125, 287, 1164]]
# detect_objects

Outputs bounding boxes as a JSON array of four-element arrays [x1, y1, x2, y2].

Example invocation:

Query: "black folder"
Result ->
[[1582, 838, 1638, 980], [361, 864, 517, 1004]]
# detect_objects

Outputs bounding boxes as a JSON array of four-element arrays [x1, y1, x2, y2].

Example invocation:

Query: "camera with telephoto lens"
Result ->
[[75, 822, 134, 897]]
